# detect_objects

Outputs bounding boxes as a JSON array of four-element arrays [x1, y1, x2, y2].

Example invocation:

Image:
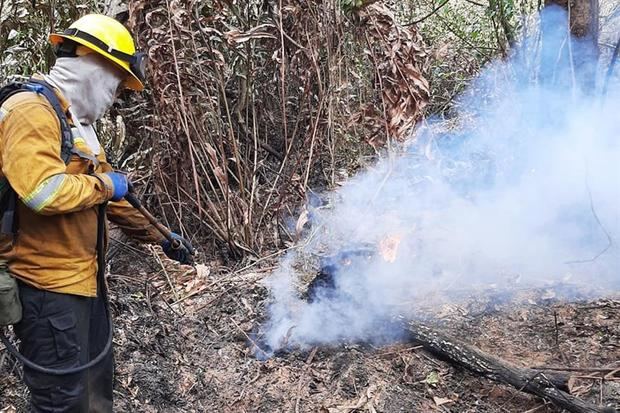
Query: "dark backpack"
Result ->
[[0, 78, 75, 234]]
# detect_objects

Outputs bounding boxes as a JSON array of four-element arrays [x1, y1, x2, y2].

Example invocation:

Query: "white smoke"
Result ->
[[261, 7, 620, 352]]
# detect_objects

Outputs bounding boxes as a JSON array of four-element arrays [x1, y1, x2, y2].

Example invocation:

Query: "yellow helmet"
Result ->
[[49, 14, 146, 91]]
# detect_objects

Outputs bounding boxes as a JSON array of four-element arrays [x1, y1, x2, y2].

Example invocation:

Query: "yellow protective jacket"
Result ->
[[0, 84, 165, 297]]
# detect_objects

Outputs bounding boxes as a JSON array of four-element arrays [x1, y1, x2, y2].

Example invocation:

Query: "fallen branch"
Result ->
[[400, 319, 616, 413], [534, 366, 619, 374]]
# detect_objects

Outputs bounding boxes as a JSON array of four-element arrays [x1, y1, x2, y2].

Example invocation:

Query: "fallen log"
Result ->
[[401, 319, 616, 413], [307, 253, 615, 412]]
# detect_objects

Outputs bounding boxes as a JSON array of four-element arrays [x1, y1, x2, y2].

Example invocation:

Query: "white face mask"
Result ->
[[45, 53, 125, 125]]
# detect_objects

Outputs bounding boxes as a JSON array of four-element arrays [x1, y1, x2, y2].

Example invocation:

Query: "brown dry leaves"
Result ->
[[326, 384, 382, 412], [123, 0, 430, 257], [224, 24, 277, 45], [353, 3, 430, 147]]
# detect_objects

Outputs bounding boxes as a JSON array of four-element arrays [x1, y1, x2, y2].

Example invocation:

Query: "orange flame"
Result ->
[[379, 234, 402, 263]]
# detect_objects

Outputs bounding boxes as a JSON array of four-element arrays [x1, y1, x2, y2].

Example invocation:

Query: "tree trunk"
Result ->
[[544, 0, 599, 39], [541, 0, 599, 91]]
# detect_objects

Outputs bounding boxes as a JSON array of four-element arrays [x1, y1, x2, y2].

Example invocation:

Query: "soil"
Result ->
[[1, 246, 619, 412]]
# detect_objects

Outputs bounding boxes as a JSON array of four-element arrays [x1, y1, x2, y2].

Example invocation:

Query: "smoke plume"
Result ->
[[261, 7, 620, 353]]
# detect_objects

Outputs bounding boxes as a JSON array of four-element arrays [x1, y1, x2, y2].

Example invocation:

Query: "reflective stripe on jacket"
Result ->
[[0, 86, 165, 297]]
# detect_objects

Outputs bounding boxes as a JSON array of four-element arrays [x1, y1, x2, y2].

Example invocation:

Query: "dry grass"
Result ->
[[120, 0, 429, 258]]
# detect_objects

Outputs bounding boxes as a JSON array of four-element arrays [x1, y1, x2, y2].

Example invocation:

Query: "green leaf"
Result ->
[[425, 371, 441, 386]]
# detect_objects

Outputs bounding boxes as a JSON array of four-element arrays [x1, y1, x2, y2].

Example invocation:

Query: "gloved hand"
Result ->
[[161, 233, 194, 265], [104, 172, 130, 202]]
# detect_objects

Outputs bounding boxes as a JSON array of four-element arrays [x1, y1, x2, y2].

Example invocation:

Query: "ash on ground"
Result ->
[[2, 249, 617, 412]]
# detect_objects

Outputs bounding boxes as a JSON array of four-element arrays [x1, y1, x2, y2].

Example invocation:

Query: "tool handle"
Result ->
[[124, 193, 183, 250], [124, 192, 141, 209]]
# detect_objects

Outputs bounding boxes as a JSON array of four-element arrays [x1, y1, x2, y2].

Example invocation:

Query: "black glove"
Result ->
[[161, 233, 194, 265]]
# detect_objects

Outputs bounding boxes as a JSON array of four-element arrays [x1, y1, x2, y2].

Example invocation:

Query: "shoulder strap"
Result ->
[[25, 79, 74, 165], [0, 79, 75, 235], [0, 79, 74, 165], [0, 83, 25, 108], [0, 83, 24, 236]]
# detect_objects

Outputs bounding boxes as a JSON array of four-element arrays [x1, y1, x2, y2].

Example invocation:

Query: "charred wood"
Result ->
[[401, 320, 615, 413]]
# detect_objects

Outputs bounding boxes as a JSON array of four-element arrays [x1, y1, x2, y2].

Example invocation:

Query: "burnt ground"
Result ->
[[1, 247, 619, 413]]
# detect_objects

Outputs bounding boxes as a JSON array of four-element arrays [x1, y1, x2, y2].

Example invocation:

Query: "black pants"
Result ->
[[14, 281, 113, 413]]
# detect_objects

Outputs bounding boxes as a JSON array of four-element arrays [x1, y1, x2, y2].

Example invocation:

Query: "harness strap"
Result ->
[[26, 79, 74, 164], [0, 192, 16, 235], [71, 147, 100, 168]]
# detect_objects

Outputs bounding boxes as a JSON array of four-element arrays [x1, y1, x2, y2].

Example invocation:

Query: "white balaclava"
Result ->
[[45, 53, 125, 154]]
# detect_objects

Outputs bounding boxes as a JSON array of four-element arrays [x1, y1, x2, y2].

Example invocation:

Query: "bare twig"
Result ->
[[148, 245, 182, 305], [294, 347, 318, 413], [565, 186, 613, 264], [602, 35, 620, 99], [404, 0, 451, 26], [230, 317, 269, 359]]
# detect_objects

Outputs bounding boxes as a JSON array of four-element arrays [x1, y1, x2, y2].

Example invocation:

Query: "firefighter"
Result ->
[[0, 14, 192, 412]]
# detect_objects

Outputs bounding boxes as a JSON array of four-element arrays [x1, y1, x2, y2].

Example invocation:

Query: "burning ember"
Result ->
[[378, 234, 402, 263]]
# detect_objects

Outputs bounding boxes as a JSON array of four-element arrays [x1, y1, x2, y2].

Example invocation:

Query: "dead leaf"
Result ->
[[195, 264, 211, 279], [433, 396, 453, 406], [568, 375, 578, 394], [295, 209, 309, 238], [224, 24, 277, 46]]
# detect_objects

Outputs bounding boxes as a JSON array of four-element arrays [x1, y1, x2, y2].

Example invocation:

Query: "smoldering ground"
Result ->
[[260, 6, 620, 353]]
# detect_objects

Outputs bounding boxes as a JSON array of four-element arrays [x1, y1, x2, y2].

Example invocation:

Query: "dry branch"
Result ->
[[401, 320, 615, 413]]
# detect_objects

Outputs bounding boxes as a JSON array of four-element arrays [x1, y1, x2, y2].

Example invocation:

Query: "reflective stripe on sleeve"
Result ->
[[22, 174, 67, 212]]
